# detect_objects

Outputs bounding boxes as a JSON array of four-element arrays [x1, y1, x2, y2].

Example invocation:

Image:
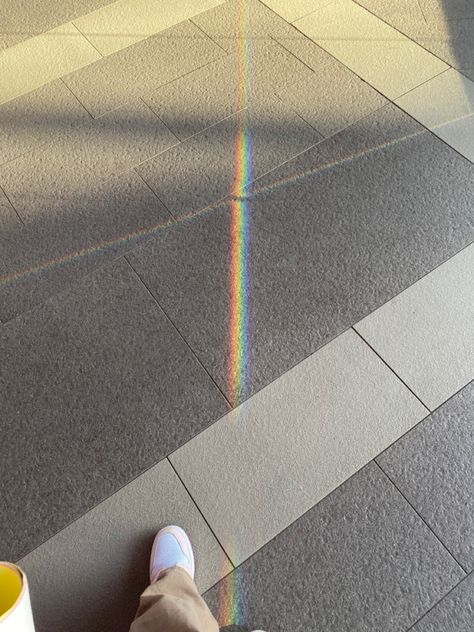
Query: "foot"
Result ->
[[150, 525, 195, 583]]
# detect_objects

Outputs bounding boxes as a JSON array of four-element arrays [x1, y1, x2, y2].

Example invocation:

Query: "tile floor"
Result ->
[[0, 0, 473, 630]]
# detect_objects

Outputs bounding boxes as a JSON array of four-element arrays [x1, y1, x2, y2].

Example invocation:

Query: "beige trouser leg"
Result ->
[[130, 567, 220, 632]]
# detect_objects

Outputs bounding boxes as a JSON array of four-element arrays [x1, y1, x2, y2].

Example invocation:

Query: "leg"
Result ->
[[130, 526, 219, 632]]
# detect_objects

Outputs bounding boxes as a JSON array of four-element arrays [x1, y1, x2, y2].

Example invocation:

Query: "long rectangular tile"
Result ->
[[0, 79, 90, 167], [0, 258, 228, 560], [74, 0, 225, 56], [19, 459, 232, 632], [293, 0, 448, 99], [137, 94, 321, 218], [170, 329, 427, 564], [411, 572, 474, 632], [377, 381, 474, 572], [128, 104, 474, 403], [143, 40, 311, 141], [63, 20, 223, 117], [202, 463, 464, 632], [396, 68, 474, 163], [0, 170, 171, 322], [0, 98, 177, 223], [355, 244, 474, 411], [0, 22, 101, 106]]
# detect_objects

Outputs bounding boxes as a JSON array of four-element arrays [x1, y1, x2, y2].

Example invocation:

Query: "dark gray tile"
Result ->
[[137, 95, 321, 218], [128, 104, 474, 402], [203, 462, 464, 632], [0, 98, 177, 223], [377, 381, 474, 572], [0, 79, 90, 167], [0, 170, 171, 322], [0, 258, 228, 561], [410, 572, 474, 632]]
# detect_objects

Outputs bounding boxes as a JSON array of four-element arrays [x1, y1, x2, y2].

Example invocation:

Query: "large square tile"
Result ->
[[0, 79, 90, 167], [294, 0, 448, 98], [0, 258, 228, 560], [0, 170, 171, 322], [19, 459, 232, 632], [129, 104, 474, 402], [170, 329, 427, 564], [0, 22, 101, 106], [378, 381, 474, 571], [355, 244, 474, 410], [137, 95, 320, 218], [203, 463, 464, 632], [63, 20, 223, 117], [0, 98, 177, 223], [74, 0, 225, 56], [396, 68, 474, 163], [411, 572, 474, 632]]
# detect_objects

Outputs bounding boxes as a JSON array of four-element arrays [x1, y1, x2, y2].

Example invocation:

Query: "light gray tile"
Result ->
[[411, 572, 474, 632], [294, 0, 448, 99], [378, 381, 474, 571], [0, 98, 177, 223], [0, 170, 171, 322], [137, 95, 320, 217], [396, 68, 474, 163], [63, 20, 223, 117], [19, 459, 232, 632], [192, 0, 289, 52], [144, 41, 311, 141], [276, 55, 387, 137], [0, 258, 228, 560], [355, 244, 474, 410], [0, 80, 90, 166], [203, 463, 465, 632], [170, 329, 427, 564]]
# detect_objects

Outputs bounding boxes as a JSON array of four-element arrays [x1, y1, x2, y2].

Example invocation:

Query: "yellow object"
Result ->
[[0, 563, 23, 620]]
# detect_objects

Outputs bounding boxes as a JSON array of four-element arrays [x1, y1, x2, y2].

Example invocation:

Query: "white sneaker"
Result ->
[[150, 525, 195, 583]]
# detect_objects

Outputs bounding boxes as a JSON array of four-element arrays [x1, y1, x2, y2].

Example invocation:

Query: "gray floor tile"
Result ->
[[202, 463, 464, 632], [63, 20, 223, 118], [19, 459, 232, 632], [377, 381, 474, 572], [192, 0, 289, 52], [0, 79, 90, 167], [0, 258, 228, 560], [410, 572, 474, 632], [422, 0, 474, 22], [0, 170, 171, 322], [355, 244, 474, 410], [143, 41, 311, 141], [276, 55, 387, 138], [137, 94, 320, 218], [170, 329, 427, 563], [129, 104, 474, 402], [0, 99, 177, 223]]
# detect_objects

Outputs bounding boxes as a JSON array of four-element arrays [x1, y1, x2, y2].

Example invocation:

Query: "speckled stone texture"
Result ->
[[0, 258, 228, 561], [377, 381, 474, 572], [128, 104, 474, 401], [203, 462, 465, 632], [411, 572, 474, 632]]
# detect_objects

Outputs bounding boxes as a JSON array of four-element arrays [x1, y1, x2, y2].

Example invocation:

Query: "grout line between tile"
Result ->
[[352, 327, 431, 411], [167, 457, 235, 572], [59, 77, 95, 119], [70, 20, 104, 58], [373, 460, 469, 574], [133, 167, 178, 221], [405, 570, 473, 631], [123, 255, 232, 409], [1, 183, 25, 226], [188, 17, 229, 53]]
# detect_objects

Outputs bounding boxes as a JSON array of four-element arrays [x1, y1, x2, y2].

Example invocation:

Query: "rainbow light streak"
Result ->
[[218, 546, 246, 627], [228, 0, 253, 408]]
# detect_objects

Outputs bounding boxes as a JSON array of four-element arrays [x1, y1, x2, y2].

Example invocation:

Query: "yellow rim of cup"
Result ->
[[0, 562, 26, 622]]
